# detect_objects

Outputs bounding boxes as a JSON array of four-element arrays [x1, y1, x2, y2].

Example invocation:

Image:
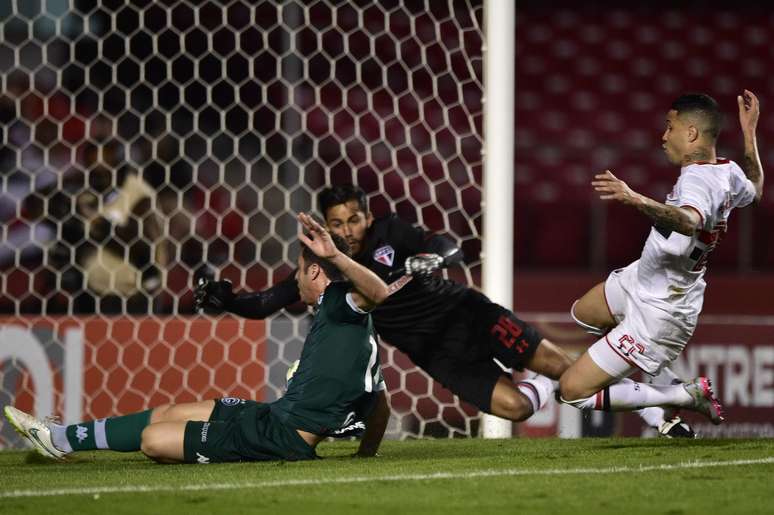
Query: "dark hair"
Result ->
[[318, 184, 368, 218], [300, 231, 351, 281], [670, 93, 723, 142]]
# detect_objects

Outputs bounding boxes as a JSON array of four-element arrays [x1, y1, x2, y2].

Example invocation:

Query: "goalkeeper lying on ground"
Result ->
[[4, 213, 390, 463]]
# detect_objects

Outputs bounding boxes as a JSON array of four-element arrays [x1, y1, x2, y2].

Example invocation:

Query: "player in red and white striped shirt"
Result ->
[[559, 91, 764, 432]]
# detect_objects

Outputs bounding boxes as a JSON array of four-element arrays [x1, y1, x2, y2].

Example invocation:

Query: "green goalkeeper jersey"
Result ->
[[271, 281, 384, 437]]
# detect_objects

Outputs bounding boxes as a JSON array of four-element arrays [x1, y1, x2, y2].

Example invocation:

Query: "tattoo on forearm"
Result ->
[[637, 200, 694, 235], [742, 152, 762, 184]]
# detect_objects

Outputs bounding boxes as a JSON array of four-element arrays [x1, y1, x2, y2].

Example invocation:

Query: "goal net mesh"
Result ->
[[0, 0, 484, 448]]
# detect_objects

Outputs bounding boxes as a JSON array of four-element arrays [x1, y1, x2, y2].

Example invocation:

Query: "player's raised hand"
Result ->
[[737, 89, 759, 136], [592, 170, 641, 206], [298, 212, 339, 259]]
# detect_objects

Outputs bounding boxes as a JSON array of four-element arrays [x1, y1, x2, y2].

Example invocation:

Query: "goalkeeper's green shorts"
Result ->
[[182, 398, 317, 464]]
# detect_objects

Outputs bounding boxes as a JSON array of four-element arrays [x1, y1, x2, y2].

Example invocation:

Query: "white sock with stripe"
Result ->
[[607, 378, 692, 410], [516, 374, 555, 414]]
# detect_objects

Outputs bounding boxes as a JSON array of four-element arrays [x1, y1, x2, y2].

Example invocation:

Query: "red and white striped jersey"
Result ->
[[635, 159, 756, 304]]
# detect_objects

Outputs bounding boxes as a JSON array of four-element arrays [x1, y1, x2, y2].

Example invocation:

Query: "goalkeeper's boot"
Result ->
[[683, 377, 724, 425], [3, 406, 66, 460], [658, 416, 697, 438]]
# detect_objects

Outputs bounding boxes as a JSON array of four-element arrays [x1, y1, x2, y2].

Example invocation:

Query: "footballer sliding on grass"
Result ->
[[4, 213, 390, 463]]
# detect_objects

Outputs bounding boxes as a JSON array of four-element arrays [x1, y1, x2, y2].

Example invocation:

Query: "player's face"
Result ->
[[662, 110, 689, 165], [324, 200, 373, 256]]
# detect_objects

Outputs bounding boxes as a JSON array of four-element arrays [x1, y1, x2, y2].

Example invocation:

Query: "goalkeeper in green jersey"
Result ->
[[4, 213, 391, 463]]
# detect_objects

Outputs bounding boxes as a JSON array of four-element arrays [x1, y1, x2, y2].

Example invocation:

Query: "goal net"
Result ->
[[0, 0, 485, 448]]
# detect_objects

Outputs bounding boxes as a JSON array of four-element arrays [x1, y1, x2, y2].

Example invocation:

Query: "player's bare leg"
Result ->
[[488, 337, 579, 422], [558, 351, 617, 400], [140, 421, 187, 463], [490, 377, 534, 421], [558, 349, 723, 424], [139, 401, 216, 462], [490, 373, 557, 422], [572, 282, 616, 330], [524, 338, 574, 380], [570, 290, 696, 435], [150, 400, 216, 424], [44, 400, 216, 455]]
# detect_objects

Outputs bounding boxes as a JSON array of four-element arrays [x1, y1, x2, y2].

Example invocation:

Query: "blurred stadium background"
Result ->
[[1, 0, 772, 450]]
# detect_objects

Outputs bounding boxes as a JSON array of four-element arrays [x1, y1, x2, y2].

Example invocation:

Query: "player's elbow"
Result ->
[[353, 285, 389, 312], [370, 284, 390, 306], [754, 185, 764, 204], [362, 283, 390, 308], [676, 224, 698, 237], [676, 209, 702, 236]]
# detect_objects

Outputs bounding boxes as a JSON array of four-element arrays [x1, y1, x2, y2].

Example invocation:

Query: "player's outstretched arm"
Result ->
[[228, 276, 301, 318], [298, 212, 389, 310], [592, 170, 701, 236], [738, 89, 764, 202], [194, 274, 300, 319], [355, 390, 390, 458]]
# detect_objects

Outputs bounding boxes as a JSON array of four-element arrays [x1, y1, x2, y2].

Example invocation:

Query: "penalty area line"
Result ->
[[2, 457, 773, 499]]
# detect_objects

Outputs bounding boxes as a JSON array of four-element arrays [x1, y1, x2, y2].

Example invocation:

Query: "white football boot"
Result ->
[[683, 377, 724, 425], [3, 406, 66, 460]]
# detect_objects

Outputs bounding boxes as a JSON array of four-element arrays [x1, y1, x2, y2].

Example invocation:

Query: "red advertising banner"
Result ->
[[0, 316, 267, 446], [2, 313, 770, 445]]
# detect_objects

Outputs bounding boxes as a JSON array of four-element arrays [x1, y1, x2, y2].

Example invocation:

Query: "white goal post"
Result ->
[[481, 0, 515, 438]]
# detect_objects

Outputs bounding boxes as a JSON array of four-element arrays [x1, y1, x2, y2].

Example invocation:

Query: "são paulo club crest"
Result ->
[[373, 245, 395, 267]]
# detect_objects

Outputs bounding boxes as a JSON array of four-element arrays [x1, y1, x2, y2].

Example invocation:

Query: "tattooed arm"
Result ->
[[738, 89, 764, 202], [591, 170, 701, 236]]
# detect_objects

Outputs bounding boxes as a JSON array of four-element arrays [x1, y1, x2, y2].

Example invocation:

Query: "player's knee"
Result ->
[[557, 393, 597, 410], [543, 343, 574, 377], [558, 375, 595, 405], [140, 426, 164, 459], [492, 390, 533, 422], [527, 339, 574, 380]]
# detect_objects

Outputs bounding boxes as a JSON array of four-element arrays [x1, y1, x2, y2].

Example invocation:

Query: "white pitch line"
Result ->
[[2, 457, 773, 499]]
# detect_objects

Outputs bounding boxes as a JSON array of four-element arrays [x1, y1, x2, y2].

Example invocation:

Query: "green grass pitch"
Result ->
[[2, 438, 773, 515]]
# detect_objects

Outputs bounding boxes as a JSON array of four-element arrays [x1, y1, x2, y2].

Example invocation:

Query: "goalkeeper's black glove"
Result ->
[[404, 253, 444, 276], [194, 276, 235, 313]]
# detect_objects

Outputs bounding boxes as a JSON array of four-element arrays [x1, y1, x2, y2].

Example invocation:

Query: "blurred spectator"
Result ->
[[0, 73, 59, 271], [29, 139, 168, 313]]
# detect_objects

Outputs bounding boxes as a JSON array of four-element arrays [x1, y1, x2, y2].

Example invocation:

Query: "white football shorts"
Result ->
[[587, 263, 699, 377]]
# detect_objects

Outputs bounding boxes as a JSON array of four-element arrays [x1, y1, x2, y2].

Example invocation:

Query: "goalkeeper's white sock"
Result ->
[[516, 374, 554, 414]]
